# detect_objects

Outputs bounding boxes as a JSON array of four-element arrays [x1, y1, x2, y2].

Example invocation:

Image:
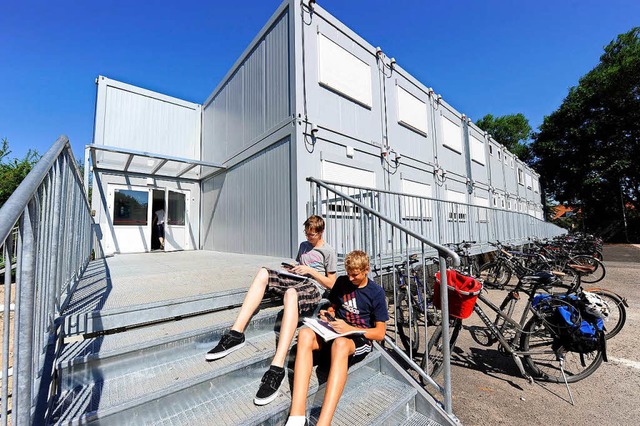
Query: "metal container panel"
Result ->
[[201, 138, 292, 257], [94, 76, 201, 159], [201, 9, 291, 165]]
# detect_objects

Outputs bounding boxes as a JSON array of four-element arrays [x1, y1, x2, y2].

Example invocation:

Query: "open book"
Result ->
[[302, 317, 366, 341]]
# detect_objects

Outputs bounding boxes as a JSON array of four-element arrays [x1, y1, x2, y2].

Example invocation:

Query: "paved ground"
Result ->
[[447, 244, 640, 425]]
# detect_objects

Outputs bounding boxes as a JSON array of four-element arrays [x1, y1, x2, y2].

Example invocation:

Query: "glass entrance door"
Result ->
[[164, 189, 189, 251]]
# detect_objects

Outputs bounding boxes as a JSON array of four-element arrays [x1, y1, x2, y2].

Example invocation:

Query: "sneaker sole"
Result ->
[[254, 390, 279, 406], [204, 342, 246, 361]]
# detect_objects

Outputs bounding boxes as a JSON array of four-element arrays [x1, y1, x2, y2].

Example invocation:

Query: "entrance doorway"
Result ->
[[151, 190, 166, 251]]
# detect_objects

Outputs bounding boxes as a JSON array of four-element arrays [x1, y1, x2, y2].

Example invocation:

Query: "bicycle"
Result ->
[[376, 255, 439, 355], [446, 240, 481, 276], [421, 270, 606, 389]]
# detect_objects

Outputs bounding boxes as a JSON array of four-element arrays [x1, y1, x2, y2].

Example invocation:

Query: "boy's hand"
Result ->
[[328, 318, 352, 334], [292, 264, 314, 276], [319, 307, 336, 322]]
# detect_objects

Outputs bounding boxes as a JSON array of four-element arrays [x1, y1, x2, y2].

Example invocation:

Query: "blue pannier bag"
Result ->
[[532, 294, 606, 358]]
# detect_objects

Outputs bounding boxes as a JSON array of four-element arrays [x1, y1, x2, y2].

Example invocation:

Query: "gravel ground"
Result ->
[[443, 244, 640, 425]]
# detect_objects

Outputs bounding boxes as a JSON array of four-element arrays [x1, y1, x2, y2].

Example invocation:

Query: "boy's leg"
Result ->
[[316, 337, 356, 426], [206, 267, 269, 361], [254, 288, 301, 405], [231, 267, 270, 333], [290, 328, 322, 416], [272, 287, 299, 367]]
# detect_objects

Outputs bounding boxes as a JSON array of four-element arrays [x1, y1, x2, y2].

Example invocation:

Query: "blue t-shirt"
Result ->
[[329, 276, 389, 329]]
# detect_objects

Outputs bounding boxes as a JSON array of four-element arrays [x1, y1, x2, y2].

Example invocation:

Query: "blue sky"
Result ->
[[1, 0, 639, 161]]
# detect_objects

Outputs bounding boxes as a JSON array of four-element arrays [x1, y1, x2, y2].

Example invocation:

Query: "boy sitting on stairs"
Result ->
[[205, 215, 337, 406], [286, 250, 389, 426]]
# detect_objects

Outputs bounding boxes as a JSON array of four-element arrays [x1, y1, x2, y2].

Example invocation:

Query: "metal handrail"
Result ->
[[1, 135, 99, 425], [307, 176, 459, 415]]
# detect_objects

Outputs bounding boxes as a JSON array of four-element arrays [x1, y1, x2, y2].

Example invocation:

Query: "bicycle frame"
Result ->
[[471, 288, 543, 381]]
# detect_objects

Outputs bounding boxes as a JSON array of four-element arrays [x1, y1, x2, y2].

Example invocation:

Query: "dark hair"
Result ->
[[303, 215, 325, 233]]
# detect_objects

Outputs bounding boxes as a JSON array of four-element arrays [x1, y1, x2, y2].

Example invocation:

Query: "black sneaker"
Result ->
[[205, 331, 245, 361], [254, 366, 286, 405]]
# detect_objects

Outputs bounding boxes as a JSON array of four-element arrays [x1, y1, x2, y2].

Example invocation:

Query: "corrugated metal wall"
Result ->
[[94, 76, 201, 159], [200, 4, 293, 256], [201, 9, 291, 165], [201, 138, 292, 256]]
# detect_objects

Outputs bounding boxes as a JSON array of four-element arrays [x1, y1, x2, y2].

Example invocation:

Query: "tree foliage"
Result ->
[[0, 138, 41, 207], [532, 27, 640, 241], [475, 113, 533, 163]]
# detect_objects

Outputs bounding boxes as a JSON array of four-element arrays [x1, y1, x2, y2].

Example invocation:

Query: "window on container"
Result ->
[[317, 33, 373, 108], [510, 157, 515, 168], [497, 150, 502, 160], [168, 191, 186, 226], [533, 178, 539, 193], [474, 195, 489, 222], [489, 145, 494, 156], [401, 179, 433, 221], [446, 189, 467, 222], [321, 160, 375, 218], [504, 153, 509, 165], [470, 135, 485, 165], [397, 85, 428, 135], [113, 189, 148, 226], [525, 174, 533, 190], [442, 117, 463, 153], [517, 168, 525, 185]]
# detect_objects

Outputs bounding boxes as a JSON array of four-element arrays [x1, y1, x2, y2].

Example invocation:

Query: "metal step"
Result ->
[[399, 412, 444, 426], [83, 353, 387, 425], [315, 369, 418, 426], [50, 331, 282, 425], [57, 305, 282, 393]]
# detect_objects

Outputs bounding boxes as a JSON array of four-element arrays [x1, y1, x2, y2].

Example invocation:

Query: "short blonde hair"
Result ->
[[344, 250, 370, 273]]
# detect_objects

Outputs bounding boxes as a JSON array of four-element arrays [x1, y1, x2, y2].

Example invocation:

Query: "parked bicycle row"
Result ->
[[376, 237, 628, 402]]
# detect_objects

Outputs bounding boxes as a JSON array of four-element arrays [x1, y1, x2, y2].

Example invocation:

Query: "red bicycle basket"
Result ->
[[434, 270, 483, 319]]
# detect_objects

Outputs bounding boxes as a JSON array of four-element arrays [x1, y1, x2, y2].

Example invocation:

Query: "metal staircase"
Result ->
[[48, 294, 452, 425]]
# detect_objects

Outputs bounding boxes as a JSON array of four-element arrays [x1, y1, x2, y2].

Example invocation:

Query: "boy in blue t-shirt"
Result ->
[[286, 250, 389, 426]]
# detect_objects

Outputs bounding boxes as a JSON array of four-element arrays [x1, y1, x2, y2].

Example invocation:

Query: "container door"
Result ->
[[164, 189, 190, 251]]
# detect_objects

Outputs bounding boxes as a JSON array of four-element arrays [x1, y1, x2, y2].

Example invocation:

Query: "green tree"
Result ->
[[0, 138, 41, 207], [475, 113, 533, 163], [532, 27, 640, 241]]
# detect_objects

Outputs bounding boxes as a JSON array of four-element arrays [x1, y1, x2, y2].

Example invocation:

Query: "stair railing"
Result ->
[[0, 135, 100, 426], [307, 177, 461, 416]]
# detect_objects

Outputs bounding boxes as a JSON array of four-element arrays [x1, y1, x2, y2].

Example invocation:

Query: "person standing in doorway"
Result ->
[[153, 207, 165, 250]]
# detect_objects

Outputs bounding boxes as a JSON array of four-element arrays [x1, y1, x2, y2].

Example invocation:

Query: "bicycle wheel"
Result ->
[[479, 261, 511, 287], [396, 291, 420, 354], [420, 317, 462, 383], [520, 316, 603, 383], [570, 255, 605, 283], [586, 289, 626, 339]]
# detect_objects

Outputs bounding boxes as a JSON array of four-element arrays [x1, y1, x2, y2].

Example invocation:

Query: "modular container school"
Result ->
[[89, 0, 547, 258]]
